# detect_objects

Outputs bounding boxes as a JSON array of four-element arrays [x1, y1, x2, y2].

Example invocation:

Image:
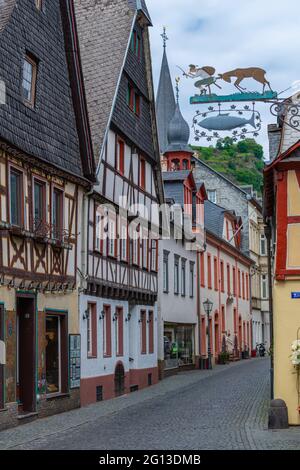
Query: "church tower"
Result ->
[[156, 28, 176, 154], [156, 29, 193, 171]]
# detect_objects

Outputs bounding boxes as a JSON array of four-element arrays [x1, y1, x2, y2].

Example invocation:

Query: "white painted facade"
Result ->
[[157, 227, 198, 370], [80, 296, 157, 380]]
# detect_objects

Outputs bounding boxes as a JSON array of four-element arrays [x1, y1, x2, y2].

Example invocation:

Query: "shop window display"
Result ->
[[164, 325, 194, 370]]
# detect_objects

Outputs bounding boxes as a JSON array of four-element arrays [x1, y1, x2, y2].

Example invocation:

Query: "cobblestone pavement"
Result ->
[[0, 358, 300, 450]]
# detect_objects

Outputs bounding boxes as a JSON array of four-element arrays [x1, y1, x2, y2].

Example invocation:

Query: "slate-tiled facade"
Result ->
[[0, 0, 84, 177]]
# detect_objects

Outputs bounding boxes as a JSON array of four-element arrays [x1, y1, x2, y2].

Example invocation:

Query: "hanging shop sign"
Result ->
[[178, 64, 300, 140]]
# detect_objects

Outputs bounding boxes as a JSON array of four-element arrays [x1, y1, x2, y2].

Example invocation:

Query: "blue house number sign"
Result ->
[[291, 292, 300, 299]]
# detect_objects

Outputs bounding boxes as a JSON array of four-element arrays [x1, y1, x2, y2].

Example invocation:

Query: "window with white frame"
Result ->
[[207, 190, 217, 204], [163, 251, 169, 293], [189, 262, 194, 298], [132, 238, 139, 265], [108, 217, 116, 257], [143, 238, 148, 269], [174, 256, 180, 294], [260, 234, 267, 256], [181, 259, 186, 296], [151, 239, 157, 271], [261, 274, 268, 299], [95, 213, 101, 251], [120, 222, 127, 261]]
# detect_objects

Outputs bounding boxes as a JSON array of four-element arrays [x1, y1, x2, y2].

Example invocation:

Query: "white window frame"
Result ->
[[260, 234, 267, 256], [181, 260, 186, 296], [207, 190, 217, 204], [108, 218, 116, 257], [174, 256, 180, 294], [261, 274, 268, 299], [189, 262, 194, 298]]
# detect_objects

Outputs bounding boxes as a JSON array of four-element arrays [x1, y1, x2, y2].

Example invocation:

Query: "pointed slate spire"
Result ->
[[156, 27, 176, 154]]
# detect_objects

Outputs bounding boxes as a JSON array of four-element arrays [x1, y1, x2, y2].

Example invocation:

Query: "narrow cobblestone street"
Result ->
[[0, 358, 299, 450]]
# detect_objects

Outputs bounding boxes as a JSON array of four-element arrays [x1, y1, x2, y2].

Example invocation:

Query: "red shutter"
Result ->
[[207, 254, 212, 289], [141, 311, 147, 354], [221, 305, 225, 332], [140, 158, 145, 189], [91, 304, 97, 357], [200, 252, 205, 287], [201, 317, 206, 356], [117, 308, 123, 356], [233, 267, 236, 296], [104, 306, 112, 357], [214, 257, 218, 291], [227, 263, 231, 295], [148, 311, 154, 354], [220, 261, 224, 292], [242, 272, 245, 299]]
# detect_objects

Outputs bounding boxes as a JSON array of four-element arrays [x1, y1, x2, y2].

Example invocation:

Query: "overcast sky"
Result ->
[[148, 0, 300, 158]]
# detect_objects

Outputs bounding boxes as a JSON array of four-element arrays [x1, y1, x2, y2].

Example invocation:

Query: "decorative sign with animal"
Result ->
[[178, 64, 278, 104], [192, 103, 261, 142]]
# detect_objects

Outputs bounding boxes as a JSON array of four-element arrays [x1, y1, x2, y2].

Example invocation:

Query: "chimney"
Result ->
[[268, 124, 282, 161]]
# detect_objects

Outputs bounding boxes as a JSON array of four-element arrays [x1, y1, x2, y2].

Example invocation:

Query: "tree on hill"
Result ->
[[191, 138, 264, 194]]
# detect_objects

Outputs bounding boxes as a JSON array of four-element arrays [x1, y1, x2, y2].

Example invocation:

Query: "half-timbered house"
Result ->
[[0, 0, 95, 429], [264, 94, 300, 425], [73, 0, 164, 405]]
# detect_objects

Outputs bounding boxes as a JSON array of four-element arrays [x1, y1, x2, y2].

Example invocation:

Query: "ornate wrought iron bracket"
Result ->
[[268, 98, 300, 132]]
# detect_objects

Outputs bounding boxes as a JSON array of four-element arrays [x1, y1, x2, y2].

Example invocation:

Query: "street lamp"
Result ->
[[203, 298, 213, 370]]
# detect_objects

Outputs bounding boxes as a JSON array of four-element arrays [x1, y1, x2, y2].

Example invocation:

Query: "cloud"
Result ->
[[148, 0, 300, 157]]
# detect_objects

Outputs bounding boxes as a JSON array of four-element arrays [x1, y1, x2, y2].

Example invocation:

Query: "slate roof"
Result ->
[[162, 170, 192, 208], [204, 200, 227, 238], [156, 48, 176, 154], [74, 0, 134, 164], [162, 170, 191, 182], [166, 103, 191, 153], [128, 0, 151, 23], [0, 0, 15, 33], [0, 0, 86, 178]]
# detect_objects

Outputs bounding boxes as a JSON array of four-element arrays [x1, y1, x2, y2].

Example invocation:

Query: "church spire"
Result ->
[[156, 27, 176, 154]]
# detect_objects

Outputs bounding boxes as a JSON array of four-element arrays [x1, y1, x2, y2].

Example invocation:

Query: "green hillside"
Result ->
[[192, 138, 264, 194]]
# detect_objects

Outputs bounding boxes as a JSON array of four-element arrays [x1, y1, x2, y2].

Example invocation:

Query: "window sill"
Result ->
[[87, 355, 97, 360], [103, 354, 112, 359], [46, 392, 70, 401]]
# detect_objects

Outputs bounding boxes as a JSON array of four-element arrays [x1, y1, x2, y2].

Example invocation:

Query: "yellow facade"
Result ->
[[273, 279, 300, 425]]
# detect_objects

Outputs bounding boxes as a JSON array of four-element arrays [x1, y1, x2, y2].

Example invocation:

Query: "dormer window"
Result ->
[[22, 54, 38, 107], [207, 190, 217, 204], [127, 83, 140, 116], [131, 30, 141, 59]]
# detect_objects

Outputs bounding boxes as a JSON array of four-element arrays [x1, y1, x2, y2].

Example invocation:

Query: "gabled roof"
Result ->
[[74, 0, 135, 164], [163, 170, 196, 208], [156, 48, 176, 154], [128, 0, 151, 23], [204, 200, 227, 239], [0, 0, 90, 181], [264, 139, 300, 217]]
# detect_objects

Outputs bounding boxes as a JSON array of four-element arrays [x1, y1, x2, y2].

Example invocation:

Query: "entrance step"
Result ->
[[229, 354, 240, 362], [17, 412, 38, 425]]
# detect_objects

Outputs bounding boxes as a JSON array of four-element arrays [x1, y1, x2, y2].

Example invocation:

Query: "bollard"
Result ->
[[268, 399, 289, 429]]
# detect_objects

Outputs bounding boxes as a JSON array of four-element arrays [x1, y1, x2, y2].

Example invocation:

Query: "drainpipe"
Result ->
[[265, 220, 274, 400], [78, 187, 94, 323], [197, 250, 201, 366]]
